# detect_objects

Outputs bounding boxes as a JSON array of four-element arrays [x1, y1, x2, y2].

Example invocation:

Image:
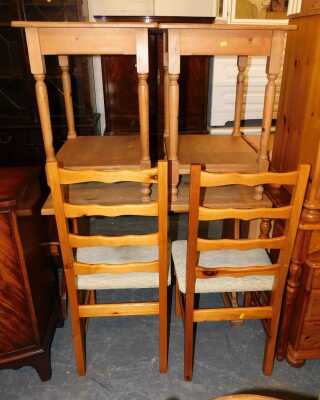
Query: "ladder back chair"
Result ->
[[45, 159, 169, 375], [160, 23, 296, 204], [172, 164, 310, 380], [12, 21, 157, 201]]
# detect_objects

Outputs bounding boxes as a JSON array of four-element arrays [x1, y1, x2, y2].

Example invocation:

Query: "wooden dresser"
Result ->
[[0, 168, 60, 380], [271, 3, 320, 367]]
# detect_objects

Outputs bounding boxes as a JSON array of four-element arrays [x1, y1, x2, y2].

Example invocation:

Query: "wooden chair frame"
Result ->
[[177, 163, 309, 380], [160, 23, 296, 203], [45, 159, 168, 375]]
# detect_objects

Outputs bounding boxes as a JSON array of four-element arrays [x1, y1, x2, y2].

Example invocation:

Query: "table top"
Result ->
[[11, 21, 158, 29], [11, 21, 296, 32]]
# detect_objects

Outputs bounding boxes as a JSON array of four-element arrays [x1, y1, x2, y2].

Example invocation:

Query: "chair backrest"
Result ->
[[186, 164, 310, 291], [45, 160, 168, 283]]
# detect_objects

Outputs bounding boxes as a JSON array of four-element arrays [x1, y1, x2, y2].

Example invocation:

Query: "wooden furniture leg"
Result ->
[[263, 268, 286, 375], [138, 73, 151, 202], [58, 55, 77, 139], [260, 218, 272, 239], [167, 27, 181, 202], [158, 160, 169, 373], [175, 280, 183, 317], [168, 74, 180, 202], [277, 228, 311, 360], [184, 165, 201, 381], [233, 56, 248, 136], [223, 219, 245, 326], [256, 32, 285, 200], [163, 31, 169, 141], [164, 65, 169, 140], [34, 75, 55, 162]]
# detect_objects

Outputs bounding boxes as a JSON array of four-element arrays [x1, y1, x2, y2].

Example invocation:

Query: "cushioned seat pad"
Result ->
[[172, 240, 274, 294], [76, 245, 170, 290]]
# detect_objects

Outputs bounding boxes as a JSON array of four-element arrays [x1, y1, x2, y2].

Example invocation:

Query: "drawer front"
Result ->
[[0, 210, 36, 354], [305, 289, 320, 320], [298, 321, 320, 350]]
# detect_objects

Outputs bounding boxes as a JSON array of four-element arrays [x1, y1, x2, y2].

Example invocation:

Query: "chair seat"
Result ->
[[76, 245, 170, 290], [172, 240, 274, 294]]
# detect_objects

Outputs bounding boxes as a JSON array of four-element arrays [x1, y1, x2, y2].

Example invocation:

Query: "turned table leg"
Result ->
[[168, 74, 180, 202], [58, 55, 77, 139], [256, 32, 285, 200], [138, 73, 151, 202], [233, 56, 248, 136]]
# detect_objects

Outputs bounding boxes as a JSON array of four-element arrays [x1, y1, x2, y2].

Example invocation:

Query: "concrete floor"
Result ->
[[0, 216, 319, 399]]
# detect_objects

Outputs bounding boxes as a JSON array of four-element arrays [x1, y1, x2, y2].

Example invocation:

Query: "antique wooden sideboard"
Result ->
[[271, 4, 320, 366], [0, 168, 60, 380]]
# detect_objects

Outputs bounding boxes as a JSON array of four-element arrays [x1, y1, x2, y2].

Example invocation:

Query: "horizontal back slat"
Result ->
[[197, 236, 287, 251], [198, 206, 292, 221], [200, 171, 298, 188], [59, 167, 158, 185], [74, 261, 159, 275], [195, 264, 280, 279], [69, 233, 158, 248], [64, 202, 158, 218]]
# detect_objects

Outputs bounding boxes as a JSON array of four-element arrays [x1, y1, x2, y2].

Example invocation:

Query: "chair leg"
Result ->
[[159, 288, 168, 373], [65, 270, 86, 376], [89, 290, 96, 305], [175, 283, 182, 317], [244, 292, 252, 307], [263, 329, 277, 375], [84, 290, 96, 332], [263, 290, 283, 376], [184, 298, 194, 381]]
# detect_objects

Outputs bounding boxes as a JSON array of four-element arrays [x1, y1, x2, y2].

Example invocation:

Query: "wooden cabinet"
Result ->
[[271, 7, 320, 366], [287, 253, 320, 365], [0, 0, 98, 167], [301, 0, 320, 12], [0, 168, 60, 381]]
